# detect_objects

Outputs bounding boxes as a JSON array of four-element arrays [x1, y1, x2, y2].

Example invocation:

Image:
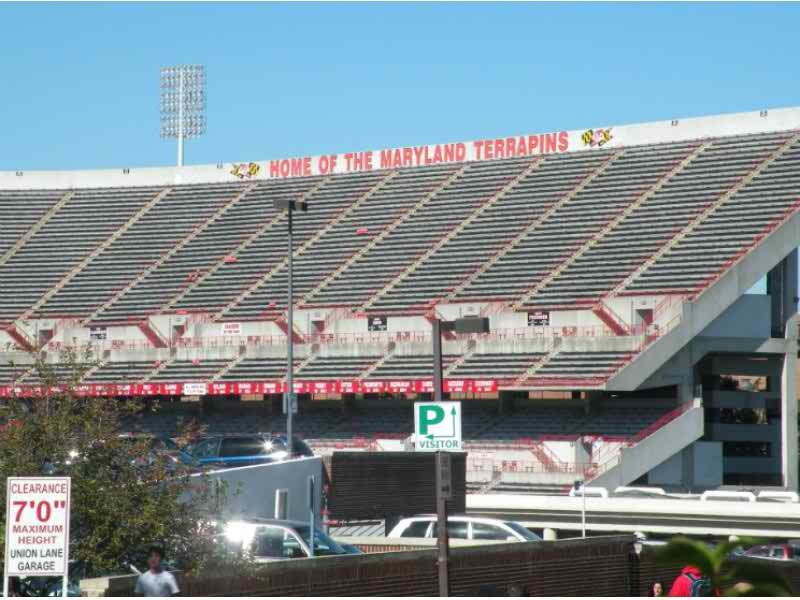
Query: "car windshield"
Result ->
[[504, 521, 541, 541], [294, 525, 347, 556]]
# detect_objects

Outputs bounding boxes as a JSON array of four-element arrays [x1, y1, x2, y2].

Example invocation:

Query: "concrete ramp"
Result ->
[[589, 401, 704, 489]]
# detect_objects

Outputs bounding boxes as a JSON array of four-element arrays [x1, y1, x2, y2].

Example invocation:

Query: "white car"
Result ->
[[388, 515, 541, 542], [222, 518, 359, 562]]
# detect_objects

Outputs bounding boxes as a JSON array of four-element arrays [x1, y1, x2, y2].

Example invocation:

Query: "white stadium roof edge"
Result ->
[[2, 105, 800, 190]]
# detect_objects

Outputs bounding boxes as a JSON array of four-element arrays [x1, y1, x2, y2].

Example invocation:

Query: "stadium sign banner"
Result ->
[[528, 311, 550, 326], [183, 382, 208, 396], [88, 326, 107, 341], [0, 379, 497, 398], [263, 132, 570, 179], [414, 380, 435, 393], [221, 322, 241, 336], [310, 381, 335, 394], [335, 380, 362, 394], [367, 315, 388, 332], [387, 380, 414, 393], [362, 380, 387, 393], [5, 107, 800, 192]]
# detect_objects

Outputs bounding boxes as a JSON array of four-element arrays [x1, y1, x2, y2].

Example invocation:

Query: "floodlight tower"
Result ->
[[160, 65, 206, 167]]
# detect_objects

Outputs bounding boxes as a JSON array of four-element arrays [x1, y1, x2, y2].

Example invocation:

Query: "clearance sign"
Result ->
[[263, 131, 572, 179], [4, 477, 71, 584]]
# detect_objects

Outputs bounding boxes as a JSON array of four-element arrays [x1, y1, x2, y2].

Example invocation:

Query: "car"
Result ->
[[118, 433, 188, 471], [221, 518, 359, 562], [182, 434, 314, 468], [739, 541, 800, 561], [387, 515, 541, 542]]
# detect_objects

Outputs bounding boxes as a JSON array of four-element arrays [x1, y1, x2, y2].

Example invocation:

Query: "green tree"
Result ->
[[0, 345, 234, 579], [657, 536, 793, 596]]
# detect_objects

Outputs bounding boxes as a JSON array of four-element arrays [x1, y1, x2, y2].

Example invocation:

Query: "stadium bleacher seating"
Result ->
[[0, 117, 799, 451], [120, 400, 669, 444], [0, 130, 793, 328]]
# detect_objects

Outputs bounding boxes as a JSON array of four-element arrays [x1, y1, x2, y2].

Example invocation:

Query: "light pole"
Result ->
[[160, 65, 206, 167], [274, 199, 308, 451], [429, 315, 488, 597], [574, 479, 586, 538]]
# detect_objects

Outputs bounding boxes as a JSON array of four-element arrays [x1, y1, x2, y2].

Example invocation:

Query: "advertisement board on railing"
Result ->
[[0, 378, 499, 398]]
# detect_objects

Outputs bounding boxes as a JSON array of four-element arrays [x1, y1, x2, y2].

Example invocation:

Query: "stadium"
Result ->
[[1, 105, 799, 496]]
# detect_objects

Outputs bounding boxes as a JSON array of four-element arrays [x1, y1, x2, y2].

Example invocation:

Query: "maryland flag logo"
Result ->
[[231, 162, 261, 179], [581, 128, 613, 148]]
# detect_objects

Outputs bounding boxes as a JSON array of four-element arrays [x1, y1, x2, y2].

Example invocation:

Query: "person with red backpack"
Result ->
[[668, 566, 719, 597]]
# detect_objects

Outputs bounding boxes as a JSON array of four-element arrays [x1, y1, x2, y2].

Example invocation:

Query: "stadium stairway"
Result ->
[[216, 172, 397, 320], [444, 149, 621, 303], [80, 182, 259, 324], [612, 132, 800, 297], [355, 345, 397, 380], [298, 165, 467, 308], [156, 178, 323, 316], [522, 142, 710, 309], [0, 190, 74, 267], [588, 400, 704, 488], [512, 346, 560, 386], [0, 186, 169, 321], [361, 157, 544, 311], [509, 143, 701, 310]]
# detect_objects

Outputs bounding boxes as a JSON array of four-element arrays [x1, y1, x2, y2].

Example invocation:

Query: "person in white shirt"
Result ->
[[134, 546, 180, 597]]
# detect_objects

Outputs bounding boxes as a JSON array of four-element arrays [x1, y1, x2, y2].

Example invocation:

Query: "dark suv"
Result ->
[[183, 434, 314, 468]]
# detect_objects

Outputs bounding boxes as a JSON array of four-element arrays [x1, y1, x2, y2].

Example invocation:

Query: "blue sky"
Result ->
[[1, 2, 799, 171]]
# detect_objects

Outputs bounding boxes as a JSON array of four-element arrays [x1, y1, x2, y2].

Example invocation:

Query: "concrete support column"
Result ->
[[498, 390, 517, 416], [678, 380, 695, 406], [269, 393, 282, 415], [586, 391, 604, 415], [263, 393, 272, 416], [767, 248, 798, 338], [781, 315, 798, 491], [680, 444, 696, 492], [341, 393, 356, 416]]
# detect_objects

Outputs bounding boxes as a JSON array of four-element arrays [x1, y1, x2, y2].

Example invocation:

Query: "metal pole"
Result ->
[[582, 484, 587, 538], [286, 208, 294, 450], [436, 452, 450, 597], [177, 69, 184, 167], [308, 475, 315, 558], [432, 318, 443, 402]]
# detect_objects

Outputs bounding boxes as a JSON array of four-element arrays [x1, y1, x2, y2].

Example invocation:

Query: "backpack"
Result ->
[[685, 572, 713, 597]]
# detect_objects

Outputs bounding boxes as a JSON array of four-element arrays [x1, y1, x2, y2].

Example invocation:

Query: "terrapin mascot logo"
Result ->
[[581, 128, 613, 148], [230, 162, 261, 179]]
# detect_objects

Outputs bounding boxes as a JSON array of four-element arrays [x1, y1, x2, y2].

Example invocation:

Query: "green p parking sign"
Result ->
[[414, 401, 462, 451]]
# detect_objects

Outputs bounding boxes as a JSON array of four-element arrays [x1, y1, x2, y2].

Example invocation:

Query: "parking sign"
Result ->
[[414, 401, 462, 451], [4, 477, 71, 578]]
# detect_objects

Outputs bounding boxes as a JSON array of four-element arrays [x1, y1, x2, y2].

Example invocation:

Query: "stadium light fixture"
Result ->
[[273, 198, 308, 449], [432, 316, 490, 402], [160, 65, 206, 167]]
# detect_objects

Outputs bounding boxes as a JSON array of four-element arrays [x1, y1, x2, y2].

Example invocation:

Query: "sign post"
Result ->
[[435, 452, 451, 597], [3, 477, 71, 597], [414, 401, 462, 451], [307, 475, 316, 558]]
